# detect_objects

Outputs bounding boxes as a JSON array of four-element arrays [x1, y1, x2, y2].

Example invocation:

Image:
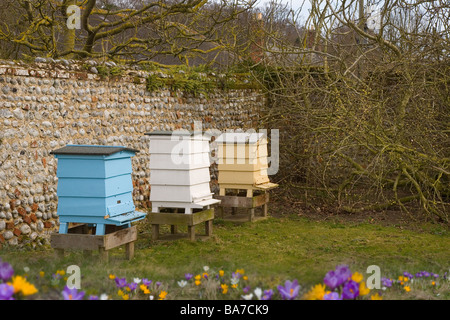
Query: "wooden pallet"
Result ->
[[50, 224, 137, 262], [214, 192, 270, 222], [147, 208, 214, 241]]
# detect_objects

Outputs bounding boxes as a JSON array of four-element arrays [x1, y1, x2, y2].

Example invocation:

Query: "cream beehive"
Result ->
[[216, 132, 277, 194]]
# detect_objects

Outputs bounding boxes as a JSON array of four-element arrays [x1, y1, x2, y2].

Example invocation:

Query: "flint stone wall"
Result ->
[[0, 59, 264, 247]]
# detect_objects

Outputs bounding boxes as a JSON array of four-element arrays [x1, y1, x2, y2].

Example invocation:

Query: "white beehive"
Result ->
[[146, 131, 220, 213]]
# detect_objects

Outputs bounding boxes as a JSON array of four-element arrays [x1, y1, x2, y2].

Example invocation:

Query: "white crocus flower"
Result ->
[[178, 280, 188, 288], [242, 293, 254, 300], [254, 287, 262, 300], [133, 278, 141, 284]]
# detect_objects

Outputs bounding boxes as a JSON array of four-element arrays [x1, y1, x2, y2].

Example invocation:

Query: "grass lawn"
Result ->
[[1, 210, 448, 300]]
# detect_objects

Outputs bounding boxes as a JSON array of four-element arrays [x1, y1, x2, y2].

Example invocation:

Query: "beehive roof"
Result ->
[[215, 132, 266, 144], [50, 145, 139, 156], [145, 130, 193, 136]]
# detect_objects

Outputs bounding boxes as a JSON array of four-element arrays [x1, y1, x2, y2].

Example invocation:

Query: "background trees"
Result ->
[[0, 0, 256, 66], [252, 0, 449, 222]]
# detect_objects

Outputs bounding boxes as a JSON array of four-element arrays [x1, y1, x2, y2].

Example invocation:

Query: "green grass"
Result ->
[[1, 215, 448, 299]]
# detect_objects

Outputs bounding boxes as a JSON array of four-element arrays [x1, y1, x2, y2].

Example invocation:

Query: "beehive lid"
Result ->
[[216, 132, 266, 144], [145, 130, 210, 139], [145, 130, 192, 136], [50, 145, 139, 156]]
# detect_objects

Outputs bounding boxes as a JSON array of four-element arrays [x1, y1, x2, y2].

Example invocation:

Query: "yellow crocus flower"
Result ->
[[303, 284, 326, 300], [9, 276, 38, 296], [159, 291, 168, 300], [370, 293, 383, 300], [359, 282, 370, 295], [351, 272, 364, 283], [221, 284, 228, 294], [140, 284, 150, 294]]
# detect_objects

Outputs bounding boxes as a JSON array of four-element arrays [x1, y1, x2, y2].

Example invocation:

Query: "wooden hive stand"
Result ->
[[215, 182, 278, 222], [50, 224, 137, 262], [148, 206, 215, 241]]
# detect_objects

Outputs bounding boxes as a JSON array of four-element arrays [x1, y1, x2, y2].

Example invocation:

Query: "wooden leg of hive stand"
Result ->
[[246, 189, 253, 197], [188, 225, 195, 241], [249, 208, 255, 222], [205, 220, 213, 237], [125, 242, 135, 260], [218, 206, 224, 218], [263, 203, 268, 217], [171, 209, 179, 234], [151, 224, 159, 240], [219, 188, 225, 196], [185, 208, 193, 214]]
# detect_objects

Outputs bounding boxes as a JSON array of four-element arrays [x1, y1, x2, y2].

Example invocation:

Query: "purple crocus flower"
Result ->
[[323, 270, 340, 290], [277, 280, 300, 300], [243, 286, 251, 294], [62, 286, 85, 300], [115, 277, 128, 288], [0, 262, 14, 282], [403, 272, 413, 279], [128, 282, 137, 291], [422, 271, 430, 278], [381, 277, 393, 288], [0, 283, 14, 300], [185, 273, 193, 281], [415, 272, 423, 278], [324, 265, 351, 290], [261, 289, 274, 300], [142, 278, 152, 286], [89, 295, 99, 300], [156, 281, 162, 288], [342, 280, 359, 300], [323, 292, 342, 300], [335, 265, 352, 285]]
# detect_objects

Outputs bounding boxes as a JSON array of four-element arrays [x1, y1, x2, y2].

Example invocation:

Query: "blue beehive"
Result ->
[[50, 145, 147, 235]]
